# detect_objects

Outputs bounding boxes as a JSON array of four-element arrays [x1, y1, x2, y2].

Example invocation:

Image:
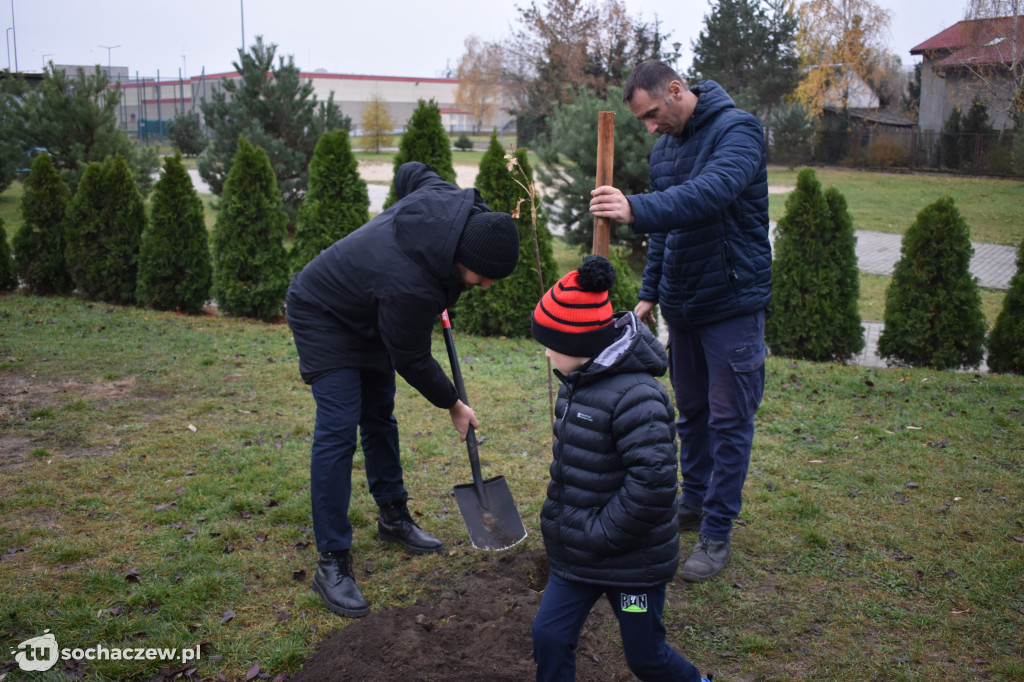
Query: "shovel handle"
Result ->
[[440, 311, 487, 501]]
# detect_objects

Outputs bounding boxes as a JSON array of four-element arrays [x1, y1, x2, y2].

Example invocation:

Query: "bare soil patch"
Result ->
[[0, 374, 136, 466], [293, 550, 638, 682]]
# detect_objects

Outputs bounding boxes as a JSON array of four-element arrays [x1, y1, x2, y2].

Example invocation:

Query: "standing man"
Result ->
[[287, 161, 520, 617], [589, 61, 771, 582]]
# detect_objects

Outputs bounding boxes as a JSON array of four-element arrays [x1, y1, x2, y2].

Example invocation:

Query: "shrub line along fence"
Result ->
[[770, 128, 1024, 177]]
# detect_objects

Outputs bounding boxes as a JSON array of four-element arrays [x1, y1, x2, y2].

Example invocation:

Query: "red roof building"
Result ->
[[910, 15, 1024, 131]]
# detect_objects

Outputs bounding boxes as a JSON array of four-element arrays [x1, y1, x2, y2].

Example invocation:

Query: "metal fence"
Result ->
[[769, 128, 1024, 177]]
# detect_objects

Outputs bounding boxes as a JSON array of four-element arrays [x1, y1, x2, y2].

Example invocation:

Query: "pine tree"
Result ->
[[877, 196, 986, 369], [64, 155, 146, 304], [198, 37, 350, 229], [533, 85, 655, 266], [765, 167, 864, 361], [291, 129, 369, 272], [167, 112, 208, 157], [0, 218, 16, 291], [13, 152, 73, 295], [211, 137, 290, 321], [18, 66, 159, 196], [455, 133, 558, 337], [688, 0, 800, 115], [382, 99, 456, 210], [136, 152, 212, 313], [987, 236, 1024, 374]]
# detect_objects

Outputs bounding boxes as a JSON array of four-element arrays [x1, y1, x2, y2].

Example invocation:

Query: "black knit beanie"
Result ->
[[531, 255, 620, 357], [456, 212, 520, 280]]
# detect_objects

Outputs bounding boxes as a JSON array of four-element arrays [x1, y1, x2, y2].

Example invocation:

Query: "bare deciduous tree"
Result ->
[[455, 37, 504, 133]]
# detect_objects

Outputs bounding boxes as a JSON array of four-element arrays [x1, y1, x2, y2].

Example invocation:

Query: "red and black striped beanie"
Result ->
[[532, 256, 619, 357]]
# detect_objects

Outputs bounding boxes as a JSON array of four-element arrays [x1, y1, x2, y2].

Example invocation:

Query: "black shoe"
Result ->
[[312, 550, 370, 618], [678, 502, 704, 532], [377, 498, 443, 554]]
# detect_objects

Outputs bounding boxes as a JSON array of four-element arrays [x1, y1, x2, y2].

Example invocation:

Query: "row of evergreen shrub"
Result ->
[[3, 122, 1021, 374], [767, 166, 1024, 374]]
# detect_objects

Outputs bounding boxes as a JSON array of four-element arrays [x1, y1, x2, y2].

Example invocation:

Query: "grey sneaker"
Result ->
[[678, 502, 703, 532], [681, 535, 731, 582]]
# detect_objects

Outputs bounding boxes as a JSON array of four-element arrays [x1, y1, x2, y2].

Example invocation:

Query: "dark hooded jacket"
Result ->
[[541, 313, 680, 588], [286, 162, 490, 408], [628, 80, 772, 331]]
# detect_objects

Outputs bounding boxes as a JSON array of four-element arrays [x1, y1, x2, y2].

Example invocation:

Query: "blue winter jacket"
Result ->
[[628, 80, 772, 330]]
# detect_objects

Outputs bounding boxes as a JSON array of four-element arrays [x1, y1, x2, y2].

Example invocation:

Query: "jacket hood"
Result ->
[[686, 80, 737, 135], [568, 312, 668, 384], [390, 162, 486, 279]]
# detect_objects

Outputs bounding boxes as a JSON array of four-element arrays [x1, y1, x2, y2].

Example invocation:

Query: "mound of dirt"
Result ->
[[292, 550, 636, 682]]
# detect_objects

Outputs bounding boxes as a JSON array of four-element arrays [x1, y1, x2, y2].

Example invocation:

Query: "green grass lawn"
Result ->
[[0, 294, 1021, 680], [767, 167, 1024, 247]]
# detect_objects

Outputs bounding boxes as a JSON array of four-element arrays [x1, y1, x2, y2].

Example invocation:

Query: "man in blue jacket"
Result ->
[[287, 161, 520, 616], [590, 61, 771, 582]]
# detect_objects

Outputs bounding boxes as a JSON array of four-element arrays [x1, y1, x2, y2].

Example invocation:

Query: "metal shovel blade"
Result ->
[[453, 475, 527, 551]]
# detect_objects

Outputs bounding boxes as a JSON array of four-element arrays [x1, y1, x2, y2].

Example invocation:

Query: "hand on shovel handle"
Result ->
[[449, 400, 478, 441]]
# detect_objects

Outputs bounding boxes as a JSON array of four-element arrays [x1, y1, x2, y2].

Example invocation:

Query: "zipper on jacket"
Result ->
[[554, 384, 573, 551]]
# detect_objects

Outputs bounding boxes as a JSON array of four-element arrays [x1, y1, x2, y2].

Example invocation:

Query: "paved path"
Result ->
[[853, 230, 1017, 290]]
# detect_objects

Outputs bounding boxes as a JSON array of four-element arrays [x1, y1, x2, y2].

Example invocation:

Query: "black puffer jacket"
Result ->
[[286, 162, 490, 408], [541, 313, 680, 588]]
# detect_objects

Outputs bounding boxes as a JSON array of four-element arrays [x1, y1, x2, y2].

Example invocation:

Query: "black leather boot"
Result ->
[[377, 498, 443, 554], [312, 550, 370, 618]]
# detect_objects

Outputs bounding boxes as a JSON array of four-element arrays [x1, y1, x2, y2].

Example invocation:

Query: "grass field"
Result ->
[[0, 294, 1021, 680], [765, 167, 1024, 247]]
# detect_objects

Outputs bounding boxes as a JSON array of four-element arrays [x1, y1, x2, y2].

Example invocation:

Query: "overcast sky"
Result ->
[[7, 0, 971, 80]]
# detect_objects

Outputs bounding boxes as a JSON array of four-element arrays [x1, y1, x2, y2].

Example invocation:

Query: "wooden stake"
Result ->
[[592, 111, 615, 259]]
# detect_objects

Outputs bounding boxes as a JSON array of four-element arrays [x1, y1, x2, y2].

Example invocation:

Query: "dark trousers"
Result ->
[[531, 573, 701, 682], [310, 368, 407, 554], [668, 310, 766, 541]]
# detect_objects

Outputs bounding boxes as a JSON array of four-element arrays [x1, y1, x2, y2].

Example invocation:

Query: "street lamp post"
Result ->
[[98, 44, 119, 80], [9, 0, 16, 72], [41, 52, 53, 70], [5, 27, 11, 71]]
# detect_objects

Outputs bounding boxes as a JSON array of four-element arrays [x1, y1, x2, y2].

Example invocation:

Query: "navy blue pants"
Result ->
[[309, 368, 407, 554], [668, 310, 767, 541], [531, 573, 701, 682]]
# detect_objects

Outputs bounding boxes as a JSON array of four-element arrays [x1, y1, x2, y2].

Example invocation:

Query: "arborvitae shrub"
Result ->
[[13, 152, 73, 295], [136, 151, 212, 313], [211, 137, 290, 321], [0, 218, 16, 291], [455, 134, 558, 336], [291, 129, 369, 272], [383, 99, 456, 209], [64, 155, 146, 304], [454, 134, 473, 151], [877, 196, 986, 369], [987, 237, 1024, 374], [765, 167, 863, 361]]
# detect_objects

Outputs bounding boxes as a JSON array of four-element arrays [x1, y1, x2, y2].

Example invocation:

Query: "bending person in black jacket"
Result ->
[[530, 257, 709, 682], [286, 162, 520, 618]]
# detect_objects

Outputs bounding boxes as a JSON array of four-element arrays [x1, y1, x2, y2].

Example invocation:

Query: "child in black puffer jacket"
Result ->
[[529, 256, 709, 682]]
